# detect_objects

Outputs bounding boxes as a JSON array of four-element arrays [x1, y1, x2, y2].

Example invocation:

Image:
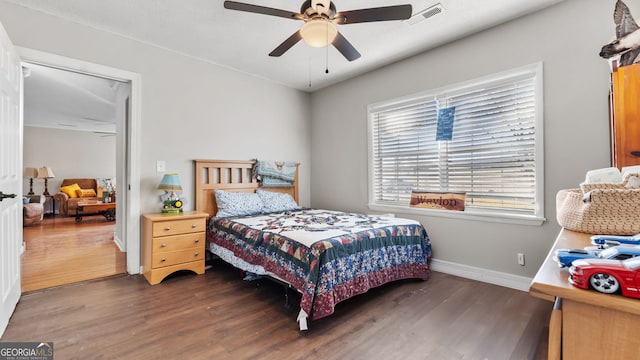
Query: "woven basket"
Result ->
[[556, 173, 640, 235]]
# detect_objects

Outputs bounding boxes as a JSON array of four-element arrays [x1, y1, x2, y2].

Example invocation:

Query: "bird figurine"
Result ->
[[600, 0, 640, 67]]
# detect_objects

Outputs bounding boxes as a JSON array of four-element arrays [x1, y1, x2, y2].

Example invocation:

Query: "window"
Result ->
[[368, 63, 544, 224]]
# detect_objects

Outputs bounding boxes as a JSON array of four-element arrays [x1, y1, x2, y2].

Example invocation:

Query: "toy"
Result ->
[[569, 257, 640, 297], [591, 233, 640, 248], [162, 199, 183, 214], [554, 245, 640, 268]]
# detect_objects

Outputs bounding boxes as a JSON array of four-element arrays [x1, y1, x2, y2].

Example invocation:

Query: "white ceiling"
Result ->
[[22, 63, 124, 133], [7, 0, 566, 92]]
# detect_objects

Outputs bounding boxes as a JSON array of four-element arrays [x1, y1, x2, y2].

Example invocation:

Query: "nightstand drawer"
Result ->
[[152, 232, 204, 252], [152, 248, 203, 268], [152, 217, 206, 237]]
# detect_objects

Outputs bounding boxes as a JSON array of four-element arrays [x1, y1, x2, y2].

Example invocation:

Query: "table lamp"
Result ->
[[37, 166, 55, 196], [158, 173, 183, 213], [24, 167, 38, 195]]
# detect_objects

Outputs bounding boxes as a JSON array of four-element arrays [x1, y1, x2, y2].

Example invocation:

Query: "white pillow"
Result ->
[[215, 190, 265, 217], [256, 189, 300, 213]]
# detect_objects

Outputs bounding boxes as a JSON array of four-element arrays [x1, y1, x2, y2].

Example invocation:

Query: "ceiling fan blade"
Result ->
[[269, 31, 303, 57], [224, 1, 302, 20], [332, 32, 361, 61], [335, 4, 412, 25]]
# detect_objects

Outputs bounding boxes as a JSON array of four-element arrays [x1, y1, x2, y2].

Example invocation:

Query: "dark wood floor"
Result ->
[[3, 261, 550, 359]]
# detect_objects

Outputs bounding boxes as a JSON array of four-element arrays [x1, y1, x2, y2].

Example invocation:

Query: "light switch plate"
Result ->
[[156, 160, 166, 173]]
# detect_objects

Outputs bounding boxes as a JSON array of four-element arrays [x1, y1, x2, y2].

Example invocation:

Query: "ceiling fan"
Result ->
[[223, 0, 413, 61]]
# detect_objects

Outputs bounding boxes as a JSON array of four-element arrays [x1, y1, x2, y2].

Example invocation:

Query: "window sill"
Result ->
[[368, 204, 546, 226]]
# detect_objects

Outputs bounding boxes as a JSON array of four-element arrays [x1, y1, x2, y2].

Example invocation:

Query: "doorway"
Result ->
[[22, 63, 129, 291], [18, 47, 142, 288]]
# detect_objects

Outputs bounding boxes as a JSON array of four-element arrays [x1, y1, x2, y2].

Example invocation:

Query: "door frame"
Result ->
[[18, 47, 142, 274]]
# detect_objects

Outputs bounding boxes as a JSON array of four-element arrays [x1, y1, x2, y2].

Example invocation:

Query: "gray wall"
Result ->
[[0, 0, 312, 215], [309, 0, 615, 277], [23, 127, 116, 206]]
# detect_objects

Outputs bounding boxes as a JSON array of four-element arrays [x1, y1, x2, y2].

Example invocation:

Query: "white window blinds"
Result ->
[[369, 64, 543, 218]]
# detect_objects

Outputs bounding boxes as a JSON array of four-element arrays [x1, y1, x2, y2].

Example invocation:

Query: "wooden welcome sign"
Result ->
[[410, 191, 466, 211]]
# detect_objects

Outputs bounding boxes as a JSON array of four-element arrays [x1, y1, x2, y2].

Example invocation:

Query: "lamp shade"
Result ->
[[300, 19, 337, 48], [158, 173, 182, 192], [37, 166, 55, 179], [24, 167, 38, 179]]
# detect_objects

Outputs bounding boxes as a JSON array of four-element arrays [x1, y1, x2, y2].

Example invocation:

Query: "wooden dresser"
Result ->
[[611, 62, 640, 168], [530, 229, 640, 359], [142, 211, 208, 285]]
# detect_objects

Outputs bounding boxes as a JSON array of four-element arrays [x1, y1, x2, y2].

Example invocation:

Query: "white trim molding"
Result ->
[[429, 258, 533, 292]]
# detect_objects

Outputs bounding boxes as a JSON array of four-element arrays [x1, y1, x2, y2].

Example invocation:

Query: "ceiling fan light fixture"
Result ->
[[224, 1, 412, 61], [300, 19, 337, 48]]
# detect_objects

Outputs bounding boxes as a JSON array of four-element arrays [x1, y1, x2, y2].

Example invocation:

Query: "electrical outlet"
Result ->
[[517, 253, 525, 266]]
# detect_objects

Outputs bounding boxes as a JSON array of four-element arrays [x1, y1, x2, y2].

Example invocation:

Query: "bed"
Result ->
[[194, 159, 432, 330]]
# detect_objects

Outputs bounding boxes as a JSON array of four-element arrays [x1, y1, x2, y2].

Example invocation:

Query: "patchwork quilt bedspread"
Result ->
[[207, 209, 432, 322]]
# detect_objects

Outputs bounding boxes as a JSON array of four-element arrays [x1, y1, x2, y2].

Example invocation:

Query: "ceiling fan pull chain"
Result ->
[[325, 21, 330, 74], [308, 56, 312, 88], [325, 48, 329, 74]]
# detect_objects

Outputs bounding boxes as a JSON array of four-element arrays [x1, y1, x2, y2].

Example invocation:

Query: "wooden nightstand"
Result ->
[[142, 211, 208, 285]]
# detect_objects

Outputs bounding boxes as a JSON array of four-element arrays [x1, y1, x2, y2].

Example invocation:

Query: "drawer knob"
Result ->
[[191, 224, 197, 228], [161, 243, 167, 248], [194, 239, 200, 243], [160, 258, 166, 262], [164, 227, 171, 231], [194, 252, 199, 257]]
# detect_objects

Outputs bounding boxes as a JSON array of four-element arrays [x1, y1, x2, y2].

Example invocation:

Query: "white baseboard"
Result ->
[[429, 258, 533, 292], [113, 233, 125, 252]]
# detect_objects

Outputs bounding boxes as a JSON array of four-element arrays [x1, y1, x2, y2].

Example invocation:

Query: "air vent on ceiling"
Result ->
[[406, 3, 445, 26]]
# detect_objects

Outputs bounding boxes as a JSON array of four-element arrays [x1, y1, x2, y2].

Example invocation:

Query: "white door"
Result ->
[[0, 20, 23, 338]]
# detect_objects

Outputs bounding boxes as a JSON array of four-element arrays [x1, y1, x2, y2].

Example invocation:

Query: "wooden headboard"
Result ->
[[193, 159, 299, 217]]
